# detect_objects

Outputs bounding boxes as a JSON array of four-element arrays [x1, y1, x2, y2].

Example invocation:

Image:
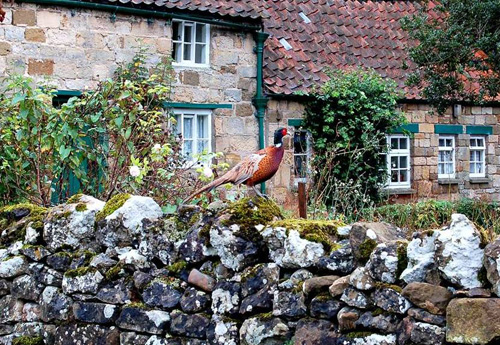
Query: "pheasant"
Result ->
[[184, 127, 288, 203]]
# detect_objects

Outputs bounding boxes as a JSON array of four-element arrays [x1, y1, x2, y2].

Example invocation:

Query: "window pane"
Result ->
[[197, 115, 208, 139], [294, 132, 307, 154], [195, 23, 206, 43], [184, 140, 193, 158], [400, 156, 408, 169], [439, 138, 444, 147], [478, 138, 485, 147], [294, 155, 306, 177], [391, 170, 398, 183], [391, 138, 398, 150], [391, 156, 398, 169], [184, 24, 193, 43], [173, 21, 181, 41], [197, 139, 209, 154], [172, 42, 182, 63], [195, 44, 205, 64], [470, 139, 476, 147], [477, 163, 483, 173], [183, 43, 192, 61], [400, 170, 408, 182], [184, 117, 193, 139], [438, 163, 444, 175], [399, 138, 408, 150], [445, 163, 453, 174], [446, 139, 452, 147], [173, 115, 181, 135]]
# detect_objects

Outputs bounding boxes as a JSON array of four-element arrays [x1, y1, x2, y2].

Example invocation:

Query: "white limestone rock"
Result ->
[[43, 195, 105, 251], [62, 269, 104, 295], [261, 227, 325, 268], [400, 231, 438, 284], [0, 256, 28, 278], [240, 316, 290, 345], [434, 214, 484, 289], [350, 267, 376, 290], [106, 195, 162, 233]]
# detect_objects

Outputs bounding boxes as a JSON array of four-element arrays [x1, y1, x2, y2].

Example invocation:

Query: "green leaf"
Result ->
[[124, 127, 132, 140]]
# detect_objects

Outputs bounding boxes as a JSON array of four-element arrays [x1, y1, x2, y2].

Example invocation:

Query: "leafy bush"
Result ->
[[0, 51, 223, 207], [303, 68, 406, 220], [369, 198, 500, 237]]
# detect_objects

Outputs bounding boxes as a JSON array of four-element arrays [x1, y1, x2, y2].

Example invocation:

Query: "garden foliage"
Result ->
[[402, 0, 500, 114], [303, 68, 406, 219], [0, 51, 222, 207]]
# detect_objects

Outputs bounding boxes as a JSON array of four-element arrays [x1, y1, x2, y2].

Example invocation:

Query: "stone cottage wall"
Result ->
[[1, 195, 500, 344], [0, 1, 260, 163], [267, 99, 500, 206]]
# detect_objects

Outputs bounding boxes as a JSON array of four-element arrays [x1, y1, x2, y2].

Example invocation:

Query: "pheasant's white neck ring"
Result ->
[[275, 143, 282, 148]]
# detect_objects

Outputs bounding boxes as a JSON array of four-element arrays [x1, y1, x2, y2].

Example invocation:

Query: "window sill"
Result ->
[[469, 177, 490, 184], [383, 188, 416, 195], [438, 178, 460, 185], [173, 63, 211, 70]]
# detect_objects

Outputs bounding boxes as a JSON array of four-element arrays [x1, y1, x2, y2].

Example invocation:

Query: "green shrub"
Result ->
[[303, 68, 406, 220], [369, 198, 500, 236]]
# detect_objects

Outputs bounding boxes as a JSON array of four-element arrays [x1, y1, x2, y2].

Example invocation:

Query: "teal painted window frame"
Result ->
[[466, 125, 493, 135], [288, 119, 303, 127], [164, 102, 232, 109], [390, 123, 419, 134], [434, 124, 463, 134]]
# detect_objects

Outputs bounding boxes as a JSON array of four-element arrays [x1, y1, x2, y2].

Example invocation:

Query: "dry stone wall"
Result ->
[[1, 195, 500, 344]]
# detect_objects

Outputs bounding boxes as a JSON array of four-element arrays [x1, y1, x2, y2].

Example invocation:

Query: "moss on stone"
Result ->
[[374, 282, 403, 293], [105, 263, 125, 281], [345, 331, 375, 339], [75, 203, 87, 212], [0, 203, 47, 245], [371, 308, 385, 317], [271, 218, 343, 253], [66, 193, 83, 204], [255, 311, 274, 320], [396, 240, 409, 280], [12, 336, 44, 345], [125, 302, 150, 310], [198, 221, 212, 240], [64, 266, 94, 278], [222, 197, 283, 243], [167, 260, 187, 275], [358, 238, 377, 264], [292, 281, 304, 294], [95, 193, 131, 223], [313, 292, 332, 302], [54, 251, 72, 258]]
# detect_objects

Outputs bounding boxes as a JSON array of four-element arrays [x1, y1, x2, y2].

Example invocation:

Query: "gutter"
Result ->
[[252, 31, 269, 194], [17, 0, 261, 31]]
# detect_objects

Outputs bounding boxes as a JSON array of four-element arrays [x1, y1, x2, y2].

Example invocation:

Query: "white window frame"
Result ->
[[172, 20, 210, 67], [438, 135, 456, 179], [293, 129, 312, 185], [386, 135, 411, 188], [469, 136, 486, 178], [173, 109, 212, 163]]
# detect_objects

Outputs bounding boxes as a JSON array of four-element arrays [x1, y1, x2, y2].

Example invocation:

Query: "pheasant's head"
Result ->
[[274, 127, 288, 146]]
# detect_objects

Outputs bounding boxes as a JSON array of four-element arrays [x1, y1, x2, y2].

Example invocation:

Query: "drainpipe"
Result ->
[[253, 31, 269, 194]]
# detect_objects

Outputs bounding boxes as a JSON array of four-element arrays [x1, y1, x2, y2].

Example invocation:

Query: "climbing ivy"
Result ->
[[303, 68, 406, 219]]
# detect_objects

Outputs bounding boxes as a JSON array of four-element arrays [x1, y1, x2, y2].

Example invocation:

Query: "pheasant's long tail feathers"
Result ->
[[183, 174, 233, 203]]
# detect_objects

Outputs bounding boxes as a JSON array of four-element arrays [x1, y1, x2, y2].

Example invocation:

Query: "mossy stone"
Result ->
[[222, 197, 283, 243], [12, 336, 44, 345], [64, 266, 94, 278], [0, 203, 47, 245], [358, 238, 377, 264], [66, 193, 83, 204], [75, 203, 87, 212], [105, 263, 125, 281], [167, 260, 187, 276], [396, 240, 408, 279], [345, 331, 375, 339], [272, 219, 343, 253], [95, 194, 131, 223]]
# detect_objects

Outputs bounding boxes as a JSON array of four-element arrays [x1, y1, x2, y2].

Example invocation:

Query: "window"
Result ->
[[386, 135, 411, 188], [470, 136, 486, 177], [438, 136, 455, 178], [173, 109, 211, 161], [172, 20, 210, 66], [293, 130, 311, 183]]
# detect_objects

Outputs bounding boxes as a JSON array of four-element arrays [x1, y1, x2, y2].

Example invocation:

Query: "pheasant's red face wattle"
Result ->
[[282, 128, 287, 136]]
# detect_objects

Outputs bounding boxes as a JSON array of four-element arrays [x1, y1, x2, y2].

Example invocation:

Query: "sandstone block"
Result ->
[[37, 11, 61, 28], [402, 282, 452, 315], [28, 58, 54, 75], [446, 298, 500, 344], [235, 102, 254, 117], [0, 41, 11, 55], [25, 28, 45, 42], [419, 123, 434, 133], [12, 9, 36, 26]]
